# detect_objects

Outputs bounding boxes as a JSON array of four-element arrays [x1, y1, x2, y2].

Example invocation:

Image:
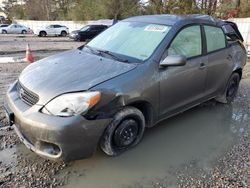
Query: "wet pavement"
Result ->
[[55, 103, 249, 188], [1, 99, 248, 187]]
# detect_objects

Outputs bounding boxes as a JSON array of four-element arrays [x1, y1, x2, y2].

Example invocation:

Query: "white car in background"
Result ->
[[1, 24, 31, 34], [34, 24, 69, 37]]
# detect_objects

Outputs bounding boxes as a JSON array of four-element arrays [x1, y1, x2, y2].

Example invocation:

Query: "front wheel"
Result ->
[[100, 107, 145, 156], [21, 30, 27, 34], [2, 30, 7, 34], [215, 73, 240, 104]]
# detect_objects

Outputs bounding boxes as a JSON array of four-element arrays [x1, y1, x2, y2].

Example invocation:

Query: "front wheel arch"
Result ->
[[61, 30, 67, 37]]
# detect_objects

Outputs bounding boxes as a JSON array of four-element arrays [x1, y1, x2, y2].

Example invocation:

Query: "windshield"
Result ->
[[81, 26, 90, 31], [87, 22, 171, 61]]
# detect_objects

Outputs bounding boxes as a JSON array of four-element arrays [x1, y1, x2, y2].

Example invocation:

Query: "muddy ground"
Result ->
[[0, 34, 80, 53], [0, 34, 81, 59], [0, 35, 250, 188]]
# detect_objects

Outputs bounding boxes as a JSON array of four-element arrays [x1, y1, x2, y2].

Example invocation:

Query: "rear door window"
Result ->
[[168, 25, 202, 58], [204, 25, 226, 53]]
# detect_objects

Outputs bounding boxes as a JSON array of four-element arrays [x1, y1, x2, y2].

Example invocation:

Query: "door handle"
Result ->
[[199, 62, 206, 69]]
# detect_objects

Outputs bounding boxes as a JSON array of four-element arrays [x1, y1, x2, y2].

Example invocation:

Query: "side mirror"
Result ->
[[160, 55, 187, 67]]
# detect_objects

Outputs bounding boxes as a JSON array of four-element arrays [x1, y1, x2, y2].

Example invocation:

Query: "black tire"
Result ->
[[61, 31, 67, 37], [40, 31, 47, 37], [215, 73, 240, 104], [21, 30, 27, 34], [2, 30, 7, 34], [100, 106, 145, 156]]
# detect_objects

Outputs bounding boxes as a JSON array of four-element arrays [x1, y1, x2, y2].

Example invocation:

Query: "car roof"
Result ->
[[123, 14, 219, 26]]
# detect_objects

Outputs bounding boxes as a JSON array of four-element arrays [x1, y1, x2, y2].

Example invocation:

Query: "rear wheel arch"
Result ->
[[233, 68, 242, 79], [39, 30, 47, 37], [216, 71, 241, 103]]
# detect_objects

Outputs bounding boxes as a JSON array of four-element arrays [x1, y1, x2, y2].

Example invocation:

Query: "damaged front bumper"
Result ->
[[4, 82, 111, 161]]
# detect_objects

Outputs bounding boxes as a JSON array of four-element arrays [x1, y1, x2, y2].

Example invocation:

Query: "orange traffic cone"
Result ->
[[25, 44, 33, 63]]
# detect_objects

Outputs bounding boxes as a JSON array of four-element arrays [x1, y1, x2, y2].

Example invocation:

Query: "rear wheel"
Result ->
[[2, 30, 7, 34], [40, 31, 47, 37], [100, 107, 145, 156], [61, 31, 67, 37], [215, 73, 240, 104], [21, 30, 27, 34]]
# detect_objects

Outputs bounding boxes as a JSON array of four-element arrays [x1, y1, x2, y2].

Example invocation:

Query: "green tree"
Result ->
[[103, 0, 141, 19], [239, 0, 250, 17], [2, 0, 26, 20]]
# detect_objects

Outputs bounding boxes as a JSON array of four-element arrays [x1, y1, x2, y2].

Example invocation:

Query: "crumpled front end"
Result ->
[[4, 81, 111, 161]]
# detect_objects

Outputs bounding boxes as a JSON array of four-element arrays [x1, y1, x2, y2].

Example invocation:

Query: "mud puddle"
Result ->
[[47, 102, 248, 188]]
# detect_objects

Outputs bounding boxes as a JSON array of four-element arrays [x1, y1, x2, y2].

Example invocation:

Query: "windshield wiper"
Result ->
[[84, 46, 130, 63], [97, 50, 129, 63], [84, 45, 101, 56]]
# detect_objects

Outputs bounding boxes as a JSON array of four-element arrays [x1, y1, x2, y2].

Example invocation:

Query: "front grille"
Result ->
[[17, 81, 39, 106]]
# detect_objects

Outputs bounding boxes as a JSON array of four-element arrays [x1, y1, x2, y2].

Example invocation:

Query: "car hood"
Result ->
[[19, 49, 137, 104]]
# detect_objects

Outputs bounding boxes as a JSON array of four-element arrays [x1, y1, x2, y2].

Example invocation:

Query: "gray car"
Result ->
[[4, 15, 247, 161], [2, 24, 31, 34]]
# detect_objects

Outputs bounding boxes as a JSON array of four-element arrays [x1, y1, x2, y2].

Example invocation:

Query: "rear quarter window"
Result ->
[[204, 25, 226, 53]]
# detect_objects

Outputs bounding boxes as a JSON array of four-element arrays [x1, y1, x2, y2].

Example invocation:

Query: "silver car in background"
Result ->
[[1, 24, 31, 34]]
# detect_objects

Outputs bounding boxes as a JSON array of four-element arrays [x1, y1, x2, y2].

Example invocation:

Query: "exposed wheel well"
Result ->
[[233, 68, 242, 79], [128, 101, 154, 127]]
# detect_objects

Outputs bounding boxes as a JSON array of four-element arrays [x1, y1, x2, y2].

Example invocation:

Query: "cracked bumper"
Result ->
[[4, 83, 111, 161]]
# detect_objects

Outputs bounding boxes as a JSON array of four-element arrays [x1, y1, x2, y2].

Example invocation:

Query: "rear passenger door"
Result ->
[[203, 25, 232, 97], [54, 25, 62, 35]]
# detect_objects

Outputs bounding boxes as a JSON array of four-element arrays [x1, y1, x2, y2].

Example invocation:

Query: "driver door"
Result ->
[[159, 25, 207, 118], [46, 25, 55, 35]]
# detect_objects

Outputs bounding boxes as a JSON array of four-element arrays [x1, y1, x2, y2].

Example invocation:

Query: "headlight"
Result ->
[[42, 91, 101, 117]]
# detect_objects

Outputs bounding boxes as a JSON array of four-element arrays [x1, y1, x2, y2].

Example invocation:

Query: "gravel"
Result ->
[[176, 61, 250, 188]]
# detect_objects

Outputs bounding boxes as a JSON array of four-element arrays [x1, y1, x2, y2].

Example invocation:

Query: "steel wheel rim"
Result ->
[[114, 119, 139, 148]]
